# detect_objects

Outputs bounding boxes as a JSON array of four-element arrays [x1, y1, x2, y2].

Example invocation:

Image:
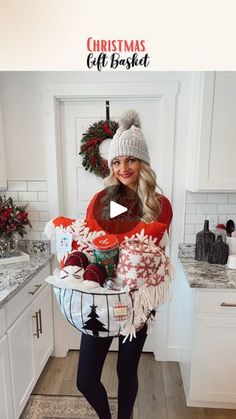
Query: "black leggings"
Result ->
[[77, 324, 147, 419]]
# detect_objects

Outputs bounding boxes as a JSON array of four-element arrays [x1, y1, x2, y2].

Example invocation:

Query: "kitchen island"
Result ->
[[178, 244, 236, 409]]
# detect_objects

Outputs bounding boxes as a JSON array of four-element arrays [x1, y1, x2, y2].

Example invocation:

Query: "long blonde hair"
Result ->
[[103, 161, 163, 223]]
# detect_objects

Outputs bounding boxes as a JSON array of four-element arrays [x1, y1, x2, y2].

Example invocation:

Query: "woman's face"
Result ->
[[111, 156, 141, 190]]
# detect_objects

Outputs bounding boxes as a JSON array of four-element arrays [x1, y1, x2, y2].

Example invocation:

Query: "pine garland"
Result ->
[[79, 120, 119, 178]]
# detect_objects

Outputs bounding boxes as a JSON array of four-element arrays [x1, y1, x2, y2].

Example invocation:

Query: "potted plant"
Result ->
[[0, 195, 32, 258]]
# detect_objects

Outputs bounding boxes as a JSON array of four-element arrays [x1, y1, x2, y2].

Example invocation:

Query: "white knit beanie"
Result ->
[[108, 110, 150, 166]]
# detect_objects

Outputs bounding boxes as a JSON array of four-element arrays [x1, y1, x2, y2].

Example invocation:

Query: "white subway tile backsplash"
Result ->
[[27, 181, 47, 191], [185, 224, 195, 234], [196, 204, 217, 214], [39, 211, 49, 221], [185, 214, 205, 224], [184, 191, 236, 243], [186, 204, 196, 214], [184, 234, 196, 244], [8, 181, 27, 191], [28, 212, 40, 221], [18, 191, 38, 201], [31, 221, 47, 231], [38, 191, 48, 201], [207, 193, 229, 204], [28, 201, 49, 212], [186, 192, 208, 204], [217, 204, 236, 213]]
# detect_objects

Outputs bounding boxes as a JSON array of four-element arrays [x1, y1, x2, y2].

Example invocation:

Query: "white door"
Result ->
[[59, 98, 174, 354]]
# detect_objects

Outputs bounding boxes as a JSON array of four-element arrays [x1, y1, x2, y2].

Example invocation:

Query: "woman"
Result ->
[[77, 110, 173, 419]]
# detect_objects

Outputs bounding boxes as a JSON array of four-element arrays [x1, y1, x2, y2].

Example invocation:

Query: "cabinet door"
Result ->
[[188, 72, 236, 191], [33, 284, 54, 376], [191, 315, 236, 403], [0, 335, 13, 419], [8, 304, 35, 418]]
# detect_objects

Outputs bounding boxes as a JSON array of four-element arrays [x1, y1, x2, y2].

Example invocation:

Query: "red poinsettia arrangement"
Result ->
[[0, 196, 32, 239]]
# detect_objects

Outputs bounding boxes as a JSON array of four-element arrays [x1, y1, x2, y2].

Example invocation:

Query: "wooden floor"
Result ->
[[33, 351, 236, 419]]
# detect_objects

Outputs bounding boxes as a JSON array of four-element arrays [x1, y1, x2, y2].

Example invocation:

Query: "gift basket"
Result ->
[[44, 216, 174, 342]]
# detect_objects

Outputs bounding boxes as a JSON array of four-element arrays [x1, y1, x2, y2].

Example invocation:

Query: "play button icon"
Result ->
[[91, 185, 143, 235], [110, 201, 128, 219]]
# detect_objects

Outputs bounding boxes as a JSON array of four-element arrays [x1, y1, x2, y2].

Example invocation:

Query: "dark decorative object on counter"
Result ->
[[195, 220, 215, 261], [226, 219, 235, 237], [208, 236, 229, 265]]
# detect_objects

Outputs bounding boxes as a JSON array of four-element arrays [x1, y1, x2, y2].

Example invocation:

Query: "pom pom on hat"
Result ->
[[119, 109, 141, 130], [108, 109, 150, 166]]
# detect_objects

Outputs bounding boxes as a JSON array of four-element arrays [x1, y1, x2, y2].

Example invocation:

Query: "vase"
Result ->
[[195, 220, 215, 261], [0, 235, 19, 258], [208, 236, 229, 264]]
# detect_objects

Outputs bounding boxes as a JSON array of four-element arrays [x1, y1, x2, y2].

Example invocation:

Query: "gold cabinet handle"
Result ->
[[220, 302, 236, 307], [32, 311, 40, 338], [38, 309, 42, 334], [28, 284, 42, 296]]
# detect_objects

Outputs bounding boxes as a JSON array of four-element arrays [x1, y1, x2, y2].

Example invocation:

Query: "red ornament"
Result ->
[[64, 251, 89, 269], [83, 263, 108, 286]]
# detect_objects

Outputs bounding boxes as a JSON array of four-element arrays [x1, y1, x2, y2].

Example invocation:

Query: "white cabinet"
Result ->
[[8, 283, 53, 418], [180, 277, 236, 408], [8, 282, 53, 418], [0, 96, 7, 190], [8, 303, 35, 418], [191, 315, 236, 403], [187, 72, 236, 191], [0, 335, 14, 419]]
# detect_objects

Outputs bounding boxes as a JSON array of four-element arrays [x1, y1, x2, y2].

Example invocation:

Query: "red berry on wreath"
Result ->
[[83, 263, 108, 286], [64, 251, 89, 269]]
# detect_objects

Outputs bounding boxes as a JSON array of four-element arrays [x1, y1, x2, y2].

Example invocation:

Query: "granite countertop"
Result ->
[[179, 244, 236, 289], [0, 240, 54, 307]]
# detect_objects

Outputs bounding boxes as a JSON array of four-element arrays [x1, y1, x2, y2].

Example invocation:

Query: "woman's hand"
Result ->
[[135, 322, 145, 332]]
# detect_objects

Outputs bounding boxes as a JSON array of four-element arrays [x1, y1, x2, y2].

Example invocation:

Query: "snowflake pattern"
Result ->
[[117, 238, 169, 290], [136, 255, 157, 279], [116, 253, 132, 276], [124, 228, 158, 246]]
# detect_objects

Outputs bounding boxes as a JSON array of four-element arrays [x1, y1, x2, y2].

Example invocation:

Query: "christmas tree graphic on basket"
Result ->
[[82, 304, 109, 336]]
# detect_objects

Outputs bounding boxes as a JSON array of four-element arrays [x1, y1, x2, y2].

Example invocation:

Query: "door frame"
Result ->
[[40, 79, 178, 359]]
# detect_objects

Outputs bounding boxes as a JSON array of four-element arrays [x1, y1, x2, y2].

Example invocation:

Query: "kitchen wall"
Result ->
[[184, 191, 236, 243]]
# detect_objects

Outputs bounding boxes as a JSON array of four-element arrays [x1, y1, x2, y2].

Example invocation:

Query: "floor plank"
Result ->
[[32, 351, 236, 419]]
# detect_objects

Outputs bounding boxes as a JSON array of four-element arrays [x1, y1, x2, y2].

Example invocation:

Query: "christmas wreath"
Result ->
[[79, 120, 119, 178]]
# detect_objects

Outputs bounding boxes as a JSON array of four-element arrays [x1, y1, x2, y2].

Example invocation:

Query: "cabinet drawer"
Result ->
[[6, 264, 50, 327], [196, 290, 236, 315], [0, 306, 6, 338]]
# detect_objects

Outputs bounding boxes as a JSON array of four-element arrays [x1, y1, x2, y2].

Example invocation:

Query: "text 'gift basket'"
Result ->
[[44, 216, 174, 342]]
